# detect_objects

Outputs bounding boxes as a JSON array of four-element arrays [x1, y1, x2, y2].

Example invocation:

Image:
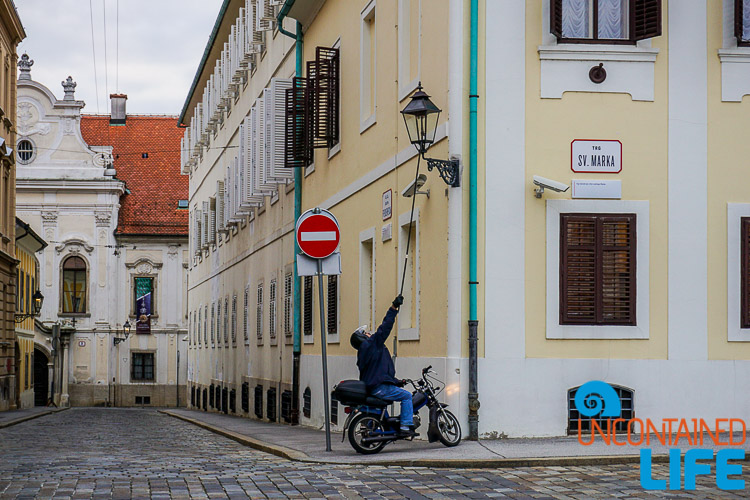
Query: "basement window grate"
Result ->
[[202, 388, 207, 411], [281, 390, 293, 423], [135, 396, 151, 405], [254, 385, 264, 419], [222, 387, 228, 414], [267, 388, 277, 422], [567, 384, 635, 435], [209, 384, 215, 409], [230, 389, 237, 413], [303, 387, 311, 419], [241, 382, 250, 413], [330, 392, 338, 425]]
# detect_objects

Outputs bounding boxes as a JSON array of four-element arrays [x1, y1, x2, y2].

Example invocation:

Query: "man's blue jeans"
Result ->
[[371, 383, 413, 428]]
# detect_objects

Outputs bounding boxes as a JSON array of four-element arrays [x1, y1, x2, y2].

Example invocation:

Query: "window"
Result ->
[[231, 294, 237, 345], [559, 213, 636, 325], [17, 139, 34, 164], [224, 298, 229, 345], [198, 308, 202, 345], [254, 384, 263, 419], [303, 276, 313, 336], [131, 352, 155, 381], [61, 256, 87, 313], [327, 275, 338, 335], [244, 286, 250, 343], [550, 0, 662, 44], [359, 233, 375, 328], [567, 384, 634, 435], [398, 0, 421, 100], [177, 200, 189, 209], [303, 387, 311, 418], [133, 277, 154, 316], [204, 305, 208, 344], [256, 284, 264, 341], [210, 303, 215, 345], [736, 0, 750, 46], [284, 273, 293, 337], [267, 387, 277, 422], [216, 301, 221, 346], [741, 217, 750, 328], [398, 211, 420, 340], [360, 1, 377, 130], [269, 279, 277, 340]]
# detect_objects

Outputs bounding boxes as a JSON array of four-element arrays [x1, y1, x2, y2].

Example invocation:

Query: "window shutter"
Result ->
[[632, 0, 662, 41], [215, 302, 220, 344], [210, 303, 215, 344], [560, 215, 597, 324], [224, 297, 230, 344], [312, 47, 340, 146], [232, 295, 238, 344], [269, 279, 277, 339], [209, 197, 217, 244], [284, 273, 293, 336], [253, 95, 276, 194], [736, 0, 745, 44], [257, 284, 264, 340], [550, 0, 562, 39], [284, 77, 313, 168], [268, 78, 294, 182], [303, 276, 313, 335], [244, 286, 250, 342], [327, 275, 338, 334], [202, 201, 210, 248], [216, 180, 226, 233], [194, 210, 203, 256], [599, 215, 636, 324], [741, 218, 750, 328], [560, 214, 636, 325]]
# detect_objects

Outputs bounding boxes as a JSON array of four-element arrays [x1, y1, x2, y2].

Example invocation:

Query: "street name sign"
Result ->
[[571, 139, 622, 173]]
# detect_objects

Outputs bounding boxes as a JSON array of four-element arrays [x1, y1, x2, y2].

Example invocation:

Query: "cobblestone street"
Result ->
[[0, 408, 745, 499]]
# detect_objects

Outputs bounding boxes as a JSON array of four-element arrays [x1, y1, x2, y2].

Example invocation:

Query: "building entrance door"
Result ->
[[34, 348, 49, 406]]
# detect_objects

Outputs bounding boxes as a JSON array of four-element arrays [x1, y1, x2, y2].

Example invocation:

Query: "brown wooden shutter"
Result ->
[[561, 215, 598, 324], [599, 215, 636, 325], [284, 77, 313, 168], [313, 47, 339, 146], [632, 0, 662, 41], [303, 276, 313, 335], [550, 0, 563, 39], [736, 0, 746, 44], [327, 275, 337, 333], [741, 218, 750, 328], [561, 214, 636, 325]]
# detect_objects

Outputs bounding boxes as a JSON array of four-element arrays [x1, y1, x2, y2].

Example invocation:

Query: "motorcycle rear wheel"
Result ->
[[437, 409, 462, 447], [348, 414, 388, 454]]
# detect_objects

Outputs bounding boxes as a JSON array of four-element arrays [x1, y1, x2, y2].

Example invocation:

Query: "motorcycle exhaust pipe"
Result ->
[[361, 435, 397, 444]]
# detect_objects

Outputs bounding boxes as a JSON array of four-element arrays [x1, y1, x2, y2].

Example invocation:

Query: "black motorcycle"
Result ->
[[333, 365, 462, 454]]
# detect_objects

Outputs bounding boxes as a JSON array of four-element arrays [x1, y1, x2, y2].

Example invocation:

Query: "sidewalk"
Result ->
[[162, 409, 749, 468], [0, 406, 68, 429]]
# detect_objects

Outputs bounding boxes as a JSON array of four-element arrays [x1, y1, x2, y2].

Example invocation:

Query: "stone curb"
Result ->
[[0, 407, 69, 429], [160, 410, 677, 468]]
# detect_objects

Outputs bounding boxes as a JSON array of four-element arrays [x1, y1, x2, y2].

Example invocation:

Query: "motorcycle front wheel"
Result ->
[[436, 409, 462, 447], [348, 414, 387, 454]]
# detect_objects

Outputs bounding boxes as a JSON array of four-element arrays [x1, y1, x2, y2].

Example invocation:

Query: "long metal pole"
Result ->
[[317, 258, 332, 451], [176, 348, 180, 407]]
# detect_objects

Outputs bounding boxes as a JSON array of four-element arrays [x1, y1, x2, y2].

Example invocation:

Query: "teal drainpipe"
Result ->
[[468, 0, 480, 440], [278, 3, 303, 425]]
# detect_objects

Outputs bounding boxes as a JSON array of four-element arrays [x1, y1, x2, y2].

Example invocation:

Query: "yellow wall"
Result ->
[[523, 0, 670, 359], [707, 0, 750, 360], [15, 243, 40, 407], [299, 0, 452, 360]]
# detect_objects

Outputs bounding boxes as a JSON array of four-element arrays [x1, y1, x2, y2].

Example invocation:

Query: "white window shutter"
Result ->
[[240, 115, 264, 208], [256, 0, 275, 31], [194, 209, 203, 255], [209, 197, 217, 244], [202, 201, 209, 248], [268, 78, 293, 182], [216, 180, 226, 233], [252, 98, 275, 195], [225, 165, 235, 225]]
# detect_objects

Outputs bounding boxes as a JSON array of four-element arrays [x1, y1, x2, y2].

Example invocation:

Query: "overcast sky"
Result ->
[[15, 0, 223, 116]]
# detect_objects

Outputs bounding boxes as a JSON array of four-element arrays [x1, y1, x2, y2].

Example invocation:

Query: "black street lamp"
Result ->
[[113, 320, 132, 346], [14, 290, 44, 323], [401, 83, 460, 187]]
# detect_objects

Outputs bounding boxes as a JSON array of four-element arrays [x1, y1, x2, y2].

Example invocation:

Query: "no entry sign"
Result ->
[[296, 209, 340, 259]]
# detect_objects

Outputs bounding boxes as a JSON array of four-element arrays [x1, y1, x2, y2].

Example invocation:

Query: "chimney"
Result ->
[[110, 94, 127, 125]]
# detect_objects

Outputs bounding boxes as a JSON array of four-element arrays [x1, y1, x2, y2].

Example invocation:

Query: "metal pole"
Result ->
[[176, 348, 180, 407], [317, 258, 332, 452]]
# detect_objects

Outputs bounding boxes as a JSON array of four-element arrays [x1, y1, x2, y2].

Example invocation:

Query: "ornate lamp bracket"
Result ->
[[425, 157, 460, 187]]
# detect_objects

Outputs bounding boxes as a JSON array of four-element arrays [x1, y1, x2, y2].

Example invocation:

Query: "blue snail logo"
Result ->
[[574, 380, 621, 418]]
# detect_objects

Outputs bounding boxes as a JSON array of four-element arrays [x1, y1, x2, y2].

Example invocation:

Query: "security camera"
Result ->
[[533, 175, 569, 198], [402, 173, 430, 198]]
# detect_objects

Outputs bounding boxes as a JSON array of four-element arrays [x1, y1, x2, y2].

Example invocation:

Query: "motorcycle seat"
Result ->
[[363, 396, 389, 407]]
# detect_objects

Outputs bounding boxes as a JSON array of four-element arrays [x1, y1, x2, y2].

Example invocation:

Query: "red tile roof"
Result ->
[[80, 115, 188, 237]]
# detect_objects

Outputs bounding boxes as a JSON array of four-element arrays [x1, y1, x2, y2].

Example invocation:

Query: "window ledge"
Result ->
[[718, 48, 750, 102], [328, 142, 341, 160], [538, 44, 659, 101], [359, 114, 376, 134]]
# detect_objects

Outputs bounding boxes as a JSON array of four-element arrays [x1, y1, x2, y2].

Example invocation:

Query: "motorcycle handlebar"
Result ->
[[422, 365, 432, 375]]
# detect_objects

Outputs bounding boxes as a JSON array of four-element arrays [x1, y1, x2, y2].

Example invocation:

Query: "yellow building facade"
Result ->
[[0, 0, 24, 412], [482, 0, 750, 437], [14, 217, 46, 409]]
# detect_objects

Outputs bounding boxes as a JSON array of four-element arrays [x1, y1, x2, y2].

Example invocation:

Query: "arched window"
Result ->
[[61, 256, 87, 313], [17, 139, 34, 164]]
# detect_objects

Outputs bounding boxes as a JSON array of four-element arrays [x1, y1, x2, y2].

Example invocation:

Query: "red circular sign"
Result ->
[[296, 211, 340, 259]]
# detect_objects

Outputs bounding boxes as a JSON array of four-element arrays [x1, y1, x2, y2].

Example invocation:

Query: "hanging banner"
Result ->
[[135, 292, 152, 335]]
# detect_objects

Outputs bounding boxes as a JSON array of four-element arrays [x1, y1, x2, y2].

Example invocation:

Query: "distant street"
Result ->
[[0, 409, 743, 499]]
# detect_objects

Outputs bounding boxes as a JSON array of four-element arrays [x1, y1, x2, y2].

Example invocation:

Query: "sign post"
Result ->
[[295, 207, 341, 452]]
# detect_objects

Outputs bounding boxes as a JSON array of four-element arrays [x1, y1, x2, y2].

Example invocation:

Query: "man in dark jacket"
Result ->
[[350, 295, 414, 437]]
